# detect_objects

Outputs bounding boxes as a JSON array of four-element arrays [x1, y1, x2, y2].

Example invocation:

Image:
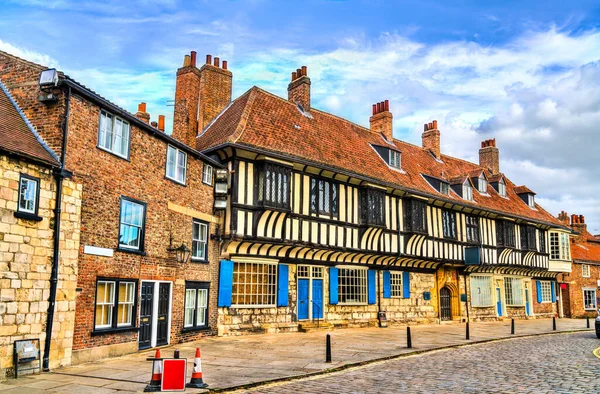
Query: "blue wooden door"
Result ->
[[496, 288, 503, 316], [525, 289, 531, 316], [298, 279, 309, 320], [312, 279, 323, 319]]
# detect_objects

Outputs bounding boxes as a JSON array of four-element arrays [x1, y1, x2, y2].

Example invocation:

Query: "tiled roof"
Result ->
[[0, 80, 60, 166], [197, 86, 564, 227], [572, 230, 600, 263], [514, 185, 536, 195]]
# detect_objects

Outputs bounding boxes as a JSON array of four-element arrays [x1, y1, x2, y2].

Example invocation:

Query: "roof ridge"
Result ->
[[0, 79, 61, 165], [231, 87, 259, 143], [0, 49, 48, 71]]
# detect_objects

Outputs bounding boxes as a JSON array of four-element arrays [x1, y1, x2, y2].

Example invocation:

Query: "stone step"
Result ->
[[298, 321, 334, 333]]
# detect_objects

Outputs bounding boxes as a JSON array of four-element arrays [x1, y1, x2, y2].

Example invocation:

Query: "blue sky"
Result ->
[[1, 0, 600, 231]]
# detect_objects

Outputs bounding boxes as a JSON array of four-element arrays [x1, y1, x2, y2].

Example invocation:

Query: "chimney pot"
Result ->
[[214, 57, 220, 67], [571, 214, 578, 224], [296, 68, 302, 77], [151, 121, 158, 127], [301, 65, 307, 76], [222, 60, 228, 70], [183, 55, 191, 67], [376, 102, 381, 113], [292, 71, 297, 81], [206, 54, 212, 65], [580, 215, 585, 224], [384, 100, 389, 111], [372, 104, 377, 115], [158, 115, 165, 132], [432, 120, 438, 129], [138, 102, 147, 113], [424, 123, 428, 131], [190, 51, 197, 67], [428, 122, 433, 129]]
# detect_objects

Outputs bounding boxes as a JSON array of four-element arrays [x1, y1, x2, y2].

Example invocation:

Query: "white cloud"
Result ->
[[0, 39, 59, 68]]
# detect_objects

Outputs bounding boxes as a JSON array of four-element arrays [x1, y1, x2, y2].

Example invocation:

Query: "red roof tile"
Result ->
[[514, 185, 536, 195], [0, 80, 60, 166], [572, 230, 600, 263], [197, 86, 564, 227]]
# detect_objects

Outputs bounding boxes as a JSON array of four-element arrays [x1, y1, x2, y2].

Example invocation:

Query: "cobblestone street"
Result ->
[[238, 332, 600, 394]]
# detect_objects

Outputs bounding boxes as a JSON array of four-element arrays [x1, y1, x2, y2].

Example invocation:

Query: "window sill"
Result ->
[[181, 326, 211, 333], [14, 211, 43, 222], [97, 145, 130, 161], [116, 247, 146, 256], [165, 175, 187, 187], [190, 258, 209, 264], [91, 326, 139, 336]]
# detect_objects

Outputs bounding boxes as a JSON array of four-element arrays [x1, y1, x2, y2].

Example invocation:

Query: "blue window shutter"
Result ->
[[368, 269, 376, 304], [536, 281, 542, 303], [329, 267, 338, 305], [277, 264, 289, 307], [218, 260, 234, 307], [551, 282, 556, 303], [383, 271, 391, 299], [403, 271, 411, 299]]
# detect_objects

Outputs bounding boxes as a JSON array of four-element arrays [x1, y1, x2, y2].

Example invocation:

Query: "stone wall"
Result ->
[[0, 156, 81, 379]]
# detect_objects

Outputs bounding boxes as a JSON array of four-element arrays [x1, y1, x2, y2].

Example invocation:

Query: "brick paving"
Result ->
[[0, 318, 595, 393], [239, 331, 600, 394]]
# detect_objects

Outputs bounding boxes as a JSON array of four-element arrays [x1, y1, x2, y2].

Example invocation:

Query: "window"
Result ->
[[463, 181, 473, 201], [389, 150, 401, 169], [310, 178, 338, 216], [338, 268, 367, 304], [441, 210, 457, 239], [504, 277, 523, 306], [440, 182, 449, 195], [98, 110, 130, 158], [184, 282, 209, 329], [258, 162, 291, 209], [202, 164, 213, 185], [232, 261, 277, 306], [470, 276, 493, 307], [549, 232, 570, 260], [498, 178, 506, 197], [539, 230, 546, 253], [390, 272, 403, 298], [94, 279, 136, 330], [478, 174, 487, 194], [192, 220, 208, 261], [583, 289, 597, 310], [17, 174, 39, 215], [166, 145, 187, 184], [582, 264, 590, 278], [466, 215, 480, 243], [119, 198, 146, 251], [520, 225, 537, 251], [539, 281, 552, 303], [496, 220, 516, 248], [360, 188, 385, 226], [528, 194, 535, 208], [404, 199, 427, 234]]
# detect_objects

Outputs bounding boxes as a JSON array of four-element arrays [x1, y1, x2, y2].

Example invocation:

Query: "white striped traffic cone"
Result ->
[[144, 349, 162, 392], [186, 348, 208, 388]]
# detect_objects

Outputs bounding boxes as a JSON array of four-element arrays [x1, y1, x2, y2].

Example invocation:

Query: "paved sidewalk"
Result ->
[[0, 318, 593, 393]]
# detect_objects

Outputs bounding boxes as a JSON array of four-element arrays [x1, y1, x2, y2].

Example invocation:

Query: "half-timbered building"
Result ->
[[169, 54, 572, 335]]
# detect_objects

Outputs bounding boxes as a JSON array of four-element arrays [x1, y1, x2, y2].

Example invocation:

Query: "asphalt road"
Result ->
[[239, 332, 600, 394]]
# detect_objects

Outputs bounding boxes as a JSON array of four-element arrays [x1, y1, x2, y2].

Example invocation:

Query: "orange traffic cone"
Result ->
[[186, 348, 208, 388], [144, 349, 162, 392]]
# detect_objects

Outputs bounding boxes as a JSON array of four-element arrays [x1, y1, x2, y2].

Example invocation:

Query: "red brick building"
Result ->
[[0, 50, 225, 365], [557, 212, 600, 318]]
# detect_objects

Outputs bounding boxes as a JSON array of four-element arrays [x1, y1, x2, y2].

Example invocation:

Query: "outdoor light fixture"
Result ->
[[214, 182, 228, 195], [39, 68, 59, 88], [214, 198, 227, 210], [210, 225, 222, 243], [167, 243, 191, 264], [215, 168, 229, 181]]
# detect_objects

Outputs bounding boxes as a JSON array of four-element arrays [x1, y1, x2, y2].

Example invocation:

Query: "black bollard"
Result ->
[[466, 322, 470, 340], [552, 316, 556, 331], [587, 316, 590, 328], [407, 326, 412, 349], [326, 334, 332, 363], [174, 349, 180, 359], [511, 318, 515, 335]]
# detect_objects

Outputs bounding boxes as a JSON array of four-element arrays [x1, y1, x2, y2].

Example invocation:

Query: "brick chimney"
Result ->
[[557, 210, 570, 226], [288, 66, 311, 110], [135, 102, 150, 124], [172, 51, 232, 147], [370, 100, 393, 141], [479, 138, 500, 174], [422, 120, 440, 159], [568, 213, 587, 242]]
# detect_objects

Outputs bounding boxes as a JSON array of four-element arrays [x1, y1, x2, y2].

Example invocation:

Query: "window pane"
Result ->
[[95, 281, 115, 328], [19, 178, 37, 213], [232, 262, 277, 306], [197, 289, 207, 326], [117, 282, 134, 326], [166, 146, 176, 178], [185, 289, 196, 327]]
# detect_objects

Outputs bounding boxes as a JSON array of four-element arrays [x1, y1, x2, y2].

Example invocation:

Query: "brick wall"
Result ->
[[0, 156, 82, 378], [562, 262, 599, 318]]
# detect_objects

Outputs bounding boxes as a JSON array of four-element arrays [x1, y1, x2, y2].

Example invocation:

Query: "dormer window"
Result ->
[[515, 186, 536, 208], [498, 179, 506, 197], [371, 144, 402, 170], [463, 181, 473, 201], [527, 194, 535, 208], [478, 174, 487, 194], [389, 150, 401, 169], [440, 182, 449, 195]]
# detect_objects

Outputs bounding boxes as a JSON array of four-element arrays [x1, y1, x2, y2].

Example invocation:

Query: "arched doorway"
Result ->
[[440, 287, 452, 321]]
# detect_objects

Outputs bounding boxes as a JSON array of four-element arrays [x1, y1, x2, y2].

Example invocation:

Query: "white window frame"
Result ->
[[203, 164, 214, 185], [117, 282, 135, 327], [184, 283, 209, 328], [95, 281, 115, 329], [389, 150, 401, 169], [98, 110, 130, 159], [549, 231, 571, 261], [440, 182, 449, 195], [390, 272, 403, 298], [165, 145, 187, 185], [583, 288, 597, 310], [528, 194, 535, 208], [18, 176, 38, 214], [192, 220, 208, 261], [539, 281, 552, 303], [232, 260, 278, 307], [463, 181, 473, 201], [504, 277, 524, 306], [196, 288, 208, 326], [582, 264, 590, 278], [478, 174, 487, 194], [338, 267, 368, 305], [119, 198, 145, 251], [470, 275, 493, 307], [498, 178, 506, 197], [184, 288, 196, 328]]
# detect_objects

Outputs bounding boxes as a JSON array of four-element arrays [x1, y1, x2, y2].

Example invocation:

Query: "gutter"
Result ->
[[43, 86, 73, 371]]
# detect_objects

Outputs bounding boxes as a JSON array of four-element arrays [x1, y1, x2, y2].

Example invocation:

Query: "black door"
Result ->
[[156, 283, 170, 346], [440, 287, 452, 321], [139, 282, 154, 350]]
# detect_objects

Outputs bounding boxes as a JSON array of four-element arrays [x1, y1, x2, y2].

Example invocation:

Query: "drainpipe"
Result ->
[[464, 273, 470, 322], [43, 86, 72, 371]]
